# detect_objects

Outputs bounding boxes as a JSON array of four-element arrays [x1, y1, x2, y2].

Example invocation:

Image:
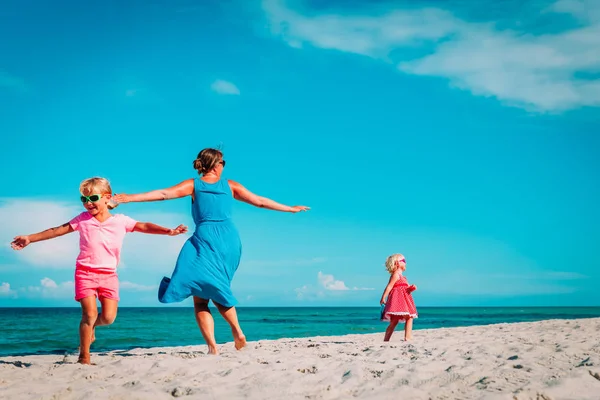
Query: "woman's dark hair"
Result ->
[[193, 148, 224, 175]]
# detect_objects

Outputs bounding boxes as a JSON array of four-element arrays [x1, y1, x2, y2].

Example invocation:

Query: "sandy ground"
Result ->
[[1, 318, 599, 399]]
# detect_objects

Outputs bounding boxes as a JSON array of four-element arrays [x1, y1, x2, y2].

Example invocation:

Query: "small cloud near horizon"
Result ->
[[318, 271, 375, 291], [0, 282, 17, 298], [295, 271, 375, 299]]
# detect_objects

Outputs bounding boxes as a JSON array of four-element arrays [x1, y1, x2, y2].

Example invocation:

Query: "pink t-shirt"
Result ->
[[69, 212, 137, 271]]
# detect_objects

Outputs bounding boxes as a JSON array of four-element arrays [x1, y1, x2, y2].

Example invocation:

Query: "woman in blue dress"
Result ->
[[114, 148, 309, 354]]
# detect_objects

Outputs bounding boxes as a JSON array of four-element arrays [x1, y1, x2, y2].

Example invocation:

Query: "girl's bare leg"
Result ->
[[214, 302, 246, 350], [193, 297, 218, 355], [404, 317, 414, 341], [384, 316, 400, 342], [92, 297, 118, 343], [78, 296, 98, 364]]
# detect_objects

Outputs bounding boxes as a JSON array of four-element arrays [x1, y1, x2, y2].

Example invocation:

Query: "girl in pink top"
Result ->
[[11, 177, 188, 364]]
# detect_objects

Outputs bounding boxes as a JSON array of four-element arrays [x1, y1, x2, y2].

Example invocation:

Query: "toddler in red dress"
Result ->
[[380, 253, 418, 341]]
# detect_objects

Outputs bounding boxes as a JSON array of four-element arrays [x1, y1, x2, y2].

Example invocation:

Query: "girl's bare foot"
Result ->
[[234, 335, 247, 350], [404, 334, 413, 341], [77, 353, 91, 365]]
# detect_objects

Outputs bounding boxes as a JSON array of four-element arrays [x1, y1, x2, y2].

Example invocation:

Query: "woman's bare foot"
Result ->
[[404, 334, 413, 341], [234, 335, 247, 350], [207, 345, 219, 355], [77, 353, 91, 365]]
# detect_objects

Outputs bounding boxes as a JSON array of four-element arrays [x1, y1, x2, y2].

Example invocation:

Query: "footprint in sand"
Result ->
[[0, 361, 32, 368], [171, 387, 193, 397]]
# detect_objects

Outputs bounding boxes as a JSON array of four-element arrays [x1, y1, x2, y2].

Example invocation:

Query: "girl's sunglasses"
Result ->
[[219, 160, 226, 167], [80, 194, 104, 203]]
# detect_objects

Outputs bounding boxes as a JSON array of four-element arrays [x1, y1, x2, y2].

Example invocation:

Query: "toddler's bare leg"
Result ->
[[404, 317, 414, 341], [384, 316, 400, 341]]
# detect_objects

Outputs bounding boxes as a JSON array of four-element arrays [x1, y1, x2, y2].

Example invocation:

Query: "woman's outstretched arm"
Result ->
[[114, 179, 194, 204], [228, 180, 309, 213]]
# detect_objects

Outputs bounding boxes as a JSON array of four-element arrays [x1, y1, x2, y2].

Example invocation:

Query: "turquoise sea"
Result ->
[[1, 307, 599, 357]]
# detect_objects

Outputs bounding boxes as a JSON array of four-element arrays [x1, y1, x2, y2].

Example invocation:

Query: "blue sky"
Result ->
[[1, 0, 599, 307]]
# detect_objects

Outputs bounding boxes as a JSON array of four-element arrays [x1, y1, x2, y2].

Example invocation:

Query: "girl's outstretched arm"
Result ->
[[133, 223, 188, 236], [228, 180, 309, 213], [379, 273, 400, 305], [114, 179, 194, 204], [11, 222, 74, 250]]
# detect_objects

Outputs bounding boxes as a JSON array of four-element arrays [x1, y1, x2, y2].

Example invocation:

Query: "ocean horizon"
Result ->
[[2, 306, 600, 357]]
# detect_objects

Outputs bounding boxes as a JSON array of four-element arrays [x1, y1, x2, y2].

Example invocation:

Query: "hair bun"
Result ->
[[193, 159, 203, 171]]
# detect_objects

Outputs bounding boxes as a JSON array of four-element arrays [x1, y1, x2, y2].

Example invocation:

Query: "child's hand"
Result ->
[[169, 225, 188, 236], [379, 298, 385, 305], [11, 236, 31, 250]]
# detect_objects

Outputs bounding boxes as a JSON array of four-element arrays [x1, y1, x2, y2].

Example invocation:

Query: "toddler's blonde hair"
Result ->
[[385, 253, 405, 274], [79, 177, 117, 209]]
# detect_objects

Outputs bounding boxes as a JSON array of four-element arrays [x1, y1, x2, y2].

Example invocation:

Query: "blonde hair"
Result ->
[[79, 177, 117, 209], [193, 148, 224, 175], [385, 253, 406, 274]]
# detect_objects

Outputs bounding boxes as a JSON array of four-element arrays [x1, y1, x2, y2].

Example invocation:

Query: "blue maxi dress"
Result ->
[[158, 177, 242, 307]]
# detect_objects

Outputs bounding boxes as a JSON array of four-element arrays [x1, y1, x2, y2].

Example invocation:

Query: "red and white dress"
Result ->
[[382, 274, 418, 321]]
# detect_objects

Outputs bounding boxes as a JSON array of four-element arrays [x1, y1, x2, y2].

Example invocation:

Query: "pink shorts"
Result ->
[[74, 267, 119, 301]]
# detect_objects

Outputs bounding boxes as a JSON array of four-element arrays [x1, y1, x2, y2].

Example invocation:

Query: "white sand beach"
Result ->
[[1, 318, 599, 400]]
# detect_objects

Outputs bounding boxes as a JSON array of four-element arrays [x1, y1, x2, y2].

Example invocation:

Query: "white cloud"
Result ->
[[263, 0, 600, 112], [0, 282, 17, 298], [263, 0, 460, 56], [295, 271, 374, 298], [317, 271, 375, 291], [210, 79, 241, 95], [21, 278, 74, 299], [317, 271, 349, 290], [40, 277, 58, 288]]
